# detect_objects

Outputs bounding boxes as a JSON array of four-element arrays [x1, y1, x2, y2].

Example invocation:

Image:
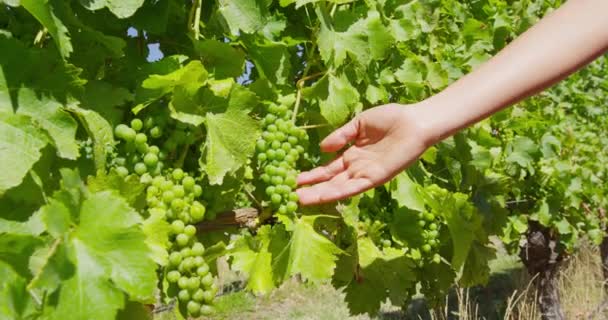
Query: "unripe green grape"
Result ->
[[421, 244, 432, 253], [271, 176, 283, 185], [281, 142, 291, 152], [275, 149, 286, 160], [162, 191, 175, 203], [192, 288, 205, 302], [286, 201, 298, 213], [265, 165, 277, 176], [115, 166, 129, 177], [200, 305, 215, 316], [176, 233, 189, 247], [202, 290, 215, 303], [428, 239, 438, 247], [284, 176, 296, 188], [169, 252, 183, 266], [271, 194, 282, 205], [171, 198, 185, 211], [288, 136, 298, 145], [288, 192, 299, 202], [197, 264, 209, 277], [264, 114, 277, 124], [181, 247, 193, 258], [429, 223, 438, 231], [271, 141, 281, 149], [192, 242, 205, 256], [150, 126, 162, 138], [184, 225, 197, 237], [276, 167, 287, 177], [131, 119, 143, 131], [148, 145, 160, 154], [171, 220, 185, 234], [424, 213, 435, 221], [288, 149, 300, 158], [134, 162, 147, 175], [193, 185, 203, 197], [193, 256, 205, 267], [171, 185, 185, 198], [256, 140, 267, 152], [417, 220, 426, 228], [296, 145, 305, 154], [143, 153, 158, 167], [160, 180, 174, 191], [382, 239, 391, 248], [278, 205, 287, 214], [181, 257, 194, 271], [177, 211, 191, 224], [188, 277, 200, 291], [261, 173, 271, 183], [201, 273, 214, 287], [182, 176, 195, 191], [428, 230, 438, 239], [167, 270, 181, 283], [267, 124, 278, 132], [178, 289, 190, 302], [257, 153, 267, 162], [187, 301, 201, 316], [275, 132, 286, 142], [147, 185, 159, 196], [143, 116, 155, 129], [267, 149, 277, 160], [432, 254, 441, 264], [135, 133, 147, 145], [178, 277, 189, 289], [190, 204, 205, 222], [265, 186, 276, 196]]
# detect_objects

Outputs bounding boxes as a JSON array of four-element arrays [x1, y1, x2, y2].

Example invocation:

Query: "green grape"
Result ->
[[418, 220, 426, 228], [286, 201, 298, 213], [197, 264, 209, 277], [172, 169, 184, 181], [135, 133, 147, 145], [267, 124, 278, 132], [193, 256, 205, 267], [202, 290, 215, 303], [424, 213, 435, 222], [278, 205, 287, 214], [258, 153, 268, 162], [182, 176, 195, 191], [271, 176, 283, 185], [115, 124, 136, 141], [167, 270, 180, 283], [178, 289, 190, 302], [150, 126, 162, 138], [188, 277, 200, 291], [171, 198, 185, 211], [172, 185, 185, 198], [160, 180, 174, 191], [134, 162, 147, 175], [178, 277, 189, 289], [162, 191, 175, 203], [136, 142, 148, 154], [432, 254, 441, 264], [190, 203, 206, 221], [271, 194, 282, 205], [429, 223, 438, 231], [169, 252, 183, 266], [193, 185, 203, 197], [171, 220, 185, 234], [147, 185, 159, 196], [184, 225, 197, 237], [143, 153, 158, 167], [143, 116, 154, 129], [200, 305, 215, 316], [176, 233, 189, 247], [421, 244, 432, 253], [288, 192, 299, 202], [428, 230, 438, 238], [192, 288, 205, 302], [192, 242, 205, 256], [115, 166, 129, 177], [267, 149, 277, 160], [275, 149, 286, 160], [284, 176, 296, 188], [181, 248, 193, 258], [131, 119, 143, 131], [271, 141, 281, 149], [256, 140, 267, 152], [265, 186, 276, 196], [200, 273, 214, 287], [187, 301, 201, 316], [261, 173, 271, 183], [148, 145, 160, 154]]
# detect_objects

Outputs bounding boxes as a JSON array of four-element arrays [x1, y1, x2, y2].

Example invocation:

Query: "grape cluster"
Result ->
[[146, 169, 217, 317], [412, 211, 442, 266], [113, 118, 166, 177], [255, 103, 308, 214]]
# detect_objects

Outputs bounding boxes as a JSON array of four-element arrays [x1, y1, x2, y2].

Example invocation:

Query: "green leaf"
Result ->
[[142, 208, 170, 266], [273, 217, 342, 283], [87, 172, 146, 208], [389, 171, 424, 211], [230, 226, 276, 295], [218, 0, 268, 35], [142, 60, 208, 95], [317, 16, 370, 67], [203, 103, 260, 185], [0, 261, 38, 320], [367, 10, 393, 60], [21, 0, 73, 58], [16, 88, 79, 160], [247, 39, 292, 85], [194, 39, 245, 79], [0, 210, 44, 236], [79, 0, 145, 18], [0, 112, 48, 196], [341, 238, 415, 315], [39, 198, 72, 238], [505, 136, 539, 169], [307, 73, 360, 127], [67, 104, 115, 171]]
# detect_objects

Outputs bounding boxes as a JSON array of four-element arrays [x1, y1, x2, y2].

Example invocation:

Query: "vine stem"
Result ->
[[291, 71, 325, 123], [192, 0, 202, 40], [298, 123, 330, 130]]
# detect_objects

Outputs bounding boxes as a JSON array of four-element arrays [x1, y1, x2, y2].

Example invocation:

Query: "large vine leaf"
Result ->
[[307, 73, 360, 127], [229, 226, 276, 295], [79, 0, 144, 18], [0, 112, 48, 196], [217, 0, 268, 35], [0, 261, 38, 320], [16, 88, 79, 160], [20, 0, 73, 58]]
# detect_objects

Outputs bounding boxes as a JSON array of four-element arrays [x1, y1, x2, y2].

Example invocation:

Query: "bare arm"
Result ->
[[296, 0, 608, 205], [417, 0, 608, 144]]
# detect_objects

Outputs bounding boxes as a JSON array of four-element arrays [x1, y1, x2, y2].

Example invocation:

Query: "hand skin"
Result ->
[[296, 0, 608, 206]]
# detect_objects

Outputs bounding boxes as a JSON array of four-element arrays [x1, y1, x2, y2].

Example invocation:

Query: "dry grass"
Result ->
[[206, 245, 607, 320]]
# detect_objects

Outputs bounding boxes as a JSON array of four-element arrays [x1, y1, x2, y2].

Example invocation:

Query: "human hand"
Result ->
[[296, 103, 436, 205]]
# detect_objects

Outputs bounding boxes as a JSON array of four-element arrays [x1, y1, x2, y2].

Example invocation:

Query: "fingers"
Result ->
[[297, 157, 345, 186], [296, 173, 372, 205], [320, 118, 359, 153]]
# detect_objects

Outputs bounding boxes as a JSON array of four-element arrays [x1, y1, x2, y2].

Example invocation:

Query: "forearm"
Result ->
[[417, 0, 608, 144]]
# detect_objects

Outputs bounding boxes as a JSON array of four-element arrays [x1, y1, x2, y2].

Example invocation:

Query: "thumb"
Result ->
[[320, 118, 359, 153]]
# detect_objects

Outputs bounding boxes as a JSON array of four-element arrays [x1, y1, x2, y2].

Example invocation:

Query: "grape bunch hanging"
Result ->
[[111, 117, 217, 317], [255, 103, 308, 215]]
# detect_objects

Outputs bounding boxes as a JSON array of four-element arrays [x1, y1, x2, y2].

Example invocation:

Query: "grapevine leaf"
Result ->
[[203, 92, 260, 184], [142, 208, 170, 266], [20, 0, 73, 58], [80, 80, 133, 126], [39, 198, 72, 238], [0, 112, 49, 196], [317, 16, 370, 67], [194, 39, 245, 79], [459, 242, 494, 287], [0, 261, 38, 320], [87, 172, 146, 208], [16, 88, 79, 160], [389, 171, 424, 211], [367, 10, 393, 60], [79, 0, 145, 18], [28, 241, 74, 298], [67, 104, 115, 171], [230, 226, 276, 294], [0, 234, 43, 279], [142, 60, 208, 95], [0, 210, 44, 236], [505, 136, 539, 170], [341, 238, 415, 315], [247, 39, 292, 85], [273, 217, 342, 283], [217, 0, 268, 35], [307, 73, 360, 127]]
